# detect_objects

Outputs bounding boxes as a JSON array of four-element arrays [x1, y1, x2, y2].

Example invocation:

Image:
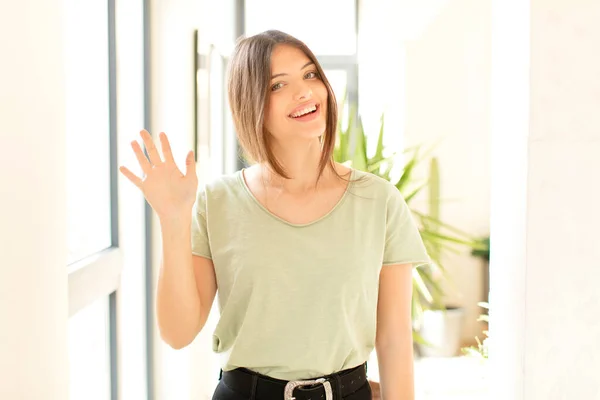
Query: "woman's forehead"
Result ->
[[270, 45, 311, 71]]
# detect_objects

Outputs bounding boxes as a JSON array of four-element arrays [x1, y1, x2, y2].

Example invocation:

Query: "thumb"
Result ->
[[184, 150, 196, 178]]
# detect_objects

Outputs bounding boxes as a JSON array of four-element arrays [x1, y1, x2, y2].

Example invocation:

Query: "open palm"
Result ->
[[119, 130, 198, 220]]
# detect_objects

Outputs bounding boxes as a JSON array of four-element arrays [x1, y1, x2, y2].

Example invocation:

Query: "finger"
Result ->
[[184, 150, 197, 178], [131, 140, 152, 174], [159, 132, 176, 164], [119, 166, 143, 188], [140, 129, 163, 165]]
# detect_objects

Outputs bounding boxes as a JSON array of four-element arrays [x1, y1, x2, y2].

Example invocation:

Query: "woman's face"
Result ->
[[264, 44, 328, 144]]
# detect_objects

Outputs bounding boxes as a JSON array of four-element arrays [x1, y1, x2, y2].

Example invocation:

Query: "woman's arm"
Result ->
[[156, 215, 217, 349], [375, 263, 415, 400]]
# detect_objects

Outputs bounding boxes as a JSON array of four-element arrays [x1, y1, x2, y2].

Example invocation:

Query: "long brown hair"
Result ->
[[226, 30, 338, 180]]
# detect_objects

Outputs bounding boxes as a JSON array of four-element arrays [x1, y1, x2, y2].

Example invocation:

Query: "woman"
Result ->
[[120, 30, 430, 400]]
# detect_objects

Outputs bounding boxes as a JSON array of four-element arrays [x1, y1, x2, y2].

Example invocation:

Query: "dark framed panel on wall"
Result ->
[[194, 29, 210, 172], [194, 31, 237, 178], [208, 44, 227, 176]]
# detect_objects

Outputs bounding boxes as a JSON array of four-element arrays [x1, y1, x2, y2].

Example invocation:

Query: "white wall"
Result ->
[[0, 1, 69, 398], [359, 0, 492, 345], [490, 0, 600, 398]]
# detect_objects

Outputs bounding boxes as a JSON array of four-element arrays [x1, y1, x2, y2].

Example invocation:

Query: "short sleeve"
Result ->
[[191, 188, 212, 259], [383, 188, 431, 267]]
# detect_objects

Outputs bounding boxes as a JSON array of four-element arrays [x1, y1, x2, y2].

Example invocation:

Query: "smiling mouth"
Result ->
[[289, 104, 319, 118]]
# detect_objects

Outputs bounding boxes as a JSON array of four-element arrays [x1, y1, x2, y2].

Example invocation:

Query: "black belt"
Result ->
[[220, 362, 368, 400]]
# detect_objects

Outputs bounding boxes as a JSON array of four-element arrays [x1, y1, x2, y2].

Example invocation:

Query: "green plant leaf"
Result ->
[[413, 331, 430, 346], [420, 230, 482, 247], [351, 115, 368, 171], [396, 152, 419, 192], [366, 153, 398, 174], [413, 268, 434, 305], [418, 269, 445, 309], [412, 211, 476, 239], [370, 113, 385, 164], [403, 182, 428, 203]]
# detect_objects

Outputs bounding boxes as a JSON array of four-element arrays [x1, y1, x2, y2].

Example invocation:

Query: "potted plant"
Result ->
[[412, 156, 466, 358]]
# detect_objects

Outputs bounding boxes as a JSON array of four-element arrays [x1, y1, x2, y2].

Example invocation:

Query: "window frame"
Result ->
[[66, 1, 121, 399]]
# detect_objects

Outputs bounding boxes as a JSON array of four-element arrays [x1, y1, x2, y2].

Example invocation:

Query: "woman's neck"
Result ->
[[264, 137, 330, 194]]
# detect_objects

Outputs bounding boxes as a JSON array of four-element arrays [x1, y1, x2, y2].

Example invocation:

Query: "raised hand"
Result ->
[[119, 130, 198, 220]]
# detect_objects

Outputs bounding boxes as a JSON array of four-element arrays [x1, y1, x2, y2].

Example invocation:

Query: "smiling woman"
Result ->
[[119, 29, 430, 400]]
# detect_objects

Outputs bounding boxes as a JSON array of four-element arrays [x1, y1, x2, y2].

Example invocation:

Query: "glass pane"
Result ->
[[323, 69, 348, 108], [69, 296, 111, 400], [64, 0, 112, 264], [245, 0, 356, 55]]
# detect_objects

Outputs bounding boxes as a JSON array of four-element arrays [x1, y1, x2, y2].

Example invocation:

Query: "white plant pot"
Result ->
[[417, 307, 465, 357]]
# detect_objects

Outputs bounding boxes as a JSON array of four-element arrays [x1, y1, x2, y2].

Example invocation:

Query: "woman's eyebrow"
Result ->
[[271, 61, 315, 80]]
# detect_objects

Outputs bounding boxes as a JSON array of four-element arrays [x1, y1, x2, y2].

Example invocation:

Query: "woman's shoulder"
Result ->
[[195, 170, 245, 206], [202, 170, 241, 192], [349, 167, 401, 198]]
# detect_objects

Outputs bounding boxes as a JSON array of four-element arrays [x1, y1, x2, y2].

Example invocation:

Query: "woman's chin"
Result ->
[[295, 122, 327, 139], [297, 129, 326, 142], [272, 122, 327, 144]]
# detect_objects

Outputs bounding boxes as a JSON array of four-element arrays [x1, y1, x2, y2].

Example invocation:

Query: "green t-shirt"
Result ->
[[191, 168, 430, 381]]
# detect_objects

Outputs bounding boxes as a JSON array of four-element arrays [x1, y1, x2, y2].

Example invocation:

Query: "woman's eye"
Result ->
[[272, 72, 318, 91]]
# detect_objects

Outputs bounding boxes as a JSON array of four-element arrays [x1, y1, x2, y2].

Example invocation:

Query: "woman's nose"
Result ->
[[293, 84, 313, 101]]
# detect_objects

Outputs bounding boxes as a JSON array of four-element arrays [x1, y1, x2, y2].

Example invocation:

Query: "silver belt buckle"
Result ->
[[284, 377, 333, 400]]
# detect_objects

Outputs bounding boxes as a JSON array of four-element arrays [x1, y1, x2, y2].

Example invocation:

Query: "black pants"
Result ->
[[211, 366, 372, 400]]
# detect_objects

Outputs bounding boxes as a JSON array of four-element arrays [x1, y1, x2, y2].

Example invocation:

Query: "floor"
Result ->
[[368, 355, 489, 399], [414, 356, 489, 399]]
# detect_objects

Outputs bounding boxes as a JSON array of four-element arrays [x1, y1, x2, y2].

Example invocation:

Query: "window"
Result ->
[[244, 0, 357, 56], [64, 1, 122, 399], [69, 297, 112, 400], [323, 69, 348, 107], [65, 0, 112, 265]]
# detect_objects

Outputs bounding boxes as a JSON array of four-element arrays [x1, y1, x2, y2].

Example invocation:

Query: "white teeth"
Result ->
[[290, 105, 317, 118]]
